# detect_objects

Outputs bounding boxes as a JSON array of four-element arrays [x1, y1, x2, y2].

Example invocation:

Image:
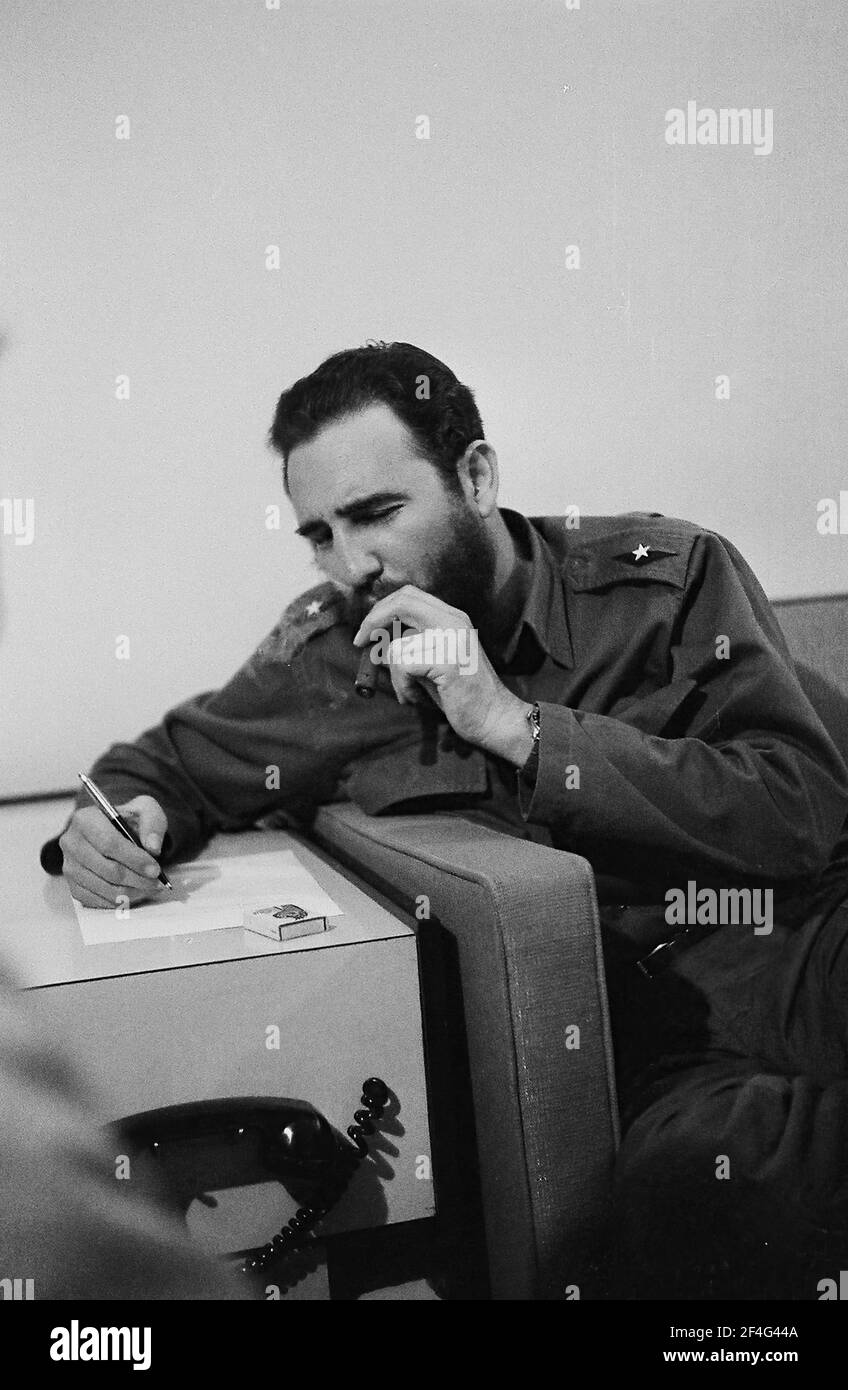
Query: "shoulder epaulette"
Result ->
[[257, 581, 348, 662], [534, 512, 703, 593]]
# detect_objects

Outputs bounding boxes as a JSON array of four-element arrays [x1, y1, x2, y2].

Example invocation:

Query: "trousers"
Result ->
[[603, 895, 848, 1300]]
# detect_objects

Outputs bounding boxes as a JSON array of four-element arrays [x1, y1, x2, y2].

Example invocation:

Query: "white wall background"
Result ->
[[2, 0, 846, 797]]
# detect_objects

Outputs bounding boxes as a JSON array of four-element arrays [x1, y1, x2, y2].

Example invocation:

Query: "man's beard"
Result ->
[[354, 501, 498, 633], [420, 500, 499, 630]]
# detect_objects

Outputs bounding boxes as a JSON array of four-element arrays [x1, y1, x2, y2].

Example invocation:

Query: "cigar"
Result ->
[[354, 644, 378, 698]]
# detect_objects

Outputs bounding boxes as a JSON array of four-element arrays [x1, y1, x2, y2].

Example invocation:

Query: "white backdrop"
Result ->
[[2, 0, 846, 796]]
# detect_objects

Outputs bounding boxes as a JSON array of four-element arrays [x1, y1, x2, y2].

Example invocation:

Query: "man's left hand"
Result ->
[[353, 585, 534, 768]]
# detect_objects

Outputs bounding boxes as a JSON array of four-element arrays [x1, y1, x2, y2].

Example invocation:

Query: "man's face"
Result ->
[[286, 403, 497, 626]]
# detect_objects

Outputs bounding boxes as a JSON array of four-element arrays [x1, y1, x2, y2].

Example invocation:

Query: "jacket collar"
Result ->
[[497, 508, 574, 670]]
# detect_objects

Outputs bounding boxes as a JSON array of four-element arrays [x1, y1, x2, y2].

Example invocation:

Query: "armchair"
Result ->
[[309, 804, 619, 1301]]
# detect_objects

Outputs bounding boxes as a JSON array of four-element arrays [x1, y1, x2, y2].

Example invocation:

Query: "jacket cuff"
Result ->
[[517, 700, 575, 824], [40, 835, 65, 875]]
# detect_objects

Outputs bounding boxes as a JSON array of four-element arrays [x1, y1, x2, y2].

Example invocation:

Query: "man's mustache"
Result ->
[[358, 579, 405, 605], [343, 578, 406, 627]]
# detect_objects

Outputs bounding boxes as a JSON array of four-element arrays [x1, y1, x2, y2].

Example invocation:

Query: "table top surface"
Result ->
[[0, 798, 414, 989]]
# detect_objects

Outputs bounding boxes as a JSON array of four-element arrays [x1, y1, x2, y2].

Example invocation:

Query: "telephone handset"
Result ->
[[115, 1078, 389, 1279]]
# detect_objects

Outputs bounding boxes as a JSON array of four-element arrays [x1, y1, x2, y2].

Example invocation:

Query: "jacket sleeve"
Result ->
[[520, 530, 848, 889], [40, 596, 405, 874]]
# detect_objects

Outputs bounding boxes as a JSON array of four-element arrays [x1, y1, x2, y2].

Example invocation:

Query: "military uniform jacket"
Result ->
[[42, 509, 848, 946]]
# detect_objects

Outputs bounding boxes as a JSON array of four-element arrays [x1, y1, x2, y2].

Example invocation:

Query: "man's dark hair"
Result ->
[[269, 340, 485, 493]]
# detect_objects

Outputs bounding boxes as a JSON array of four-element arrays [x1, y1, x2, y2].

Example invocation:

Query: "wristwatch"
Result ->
[[520, 701, 541, 782]]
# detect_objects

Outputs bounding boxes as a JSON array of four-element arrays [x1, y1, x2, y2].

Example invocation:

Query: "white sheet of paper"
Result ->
[[72, 849, 344, 946]]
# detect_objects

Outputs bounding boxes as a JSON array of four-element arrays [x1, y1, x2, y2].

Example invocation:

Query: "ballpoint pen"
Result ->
[[77, 772, 173, 891]]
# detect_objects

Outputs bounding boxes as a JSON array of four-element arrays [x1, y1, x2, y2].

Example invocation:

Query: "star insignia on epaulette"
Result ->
[[614, 543, 679, 566], [257, 585, 342, 662]]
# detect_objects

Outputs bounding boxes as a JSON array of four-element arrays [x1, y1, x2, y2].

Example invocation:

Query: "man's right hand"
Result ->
[[59, 794, 169, 909]]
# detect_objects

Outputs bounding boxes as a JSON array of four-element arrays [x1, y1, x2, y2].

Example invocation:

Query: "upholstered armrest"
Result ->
[[310, 803, 620, 1300]]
